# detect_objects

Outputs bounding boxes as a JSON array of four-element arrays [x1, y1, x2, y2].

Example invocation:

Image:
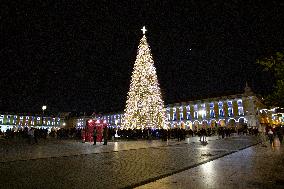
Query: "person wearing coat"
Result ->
[[103, 127, 108, 145], [93, 128, 97, 145], [268, 129, 274, 146]]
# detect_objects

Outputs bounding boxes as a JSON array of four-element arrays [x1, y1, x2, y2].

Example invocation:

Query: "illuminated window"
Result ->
[[36, 117, 41, 125], [237, 99, 243, 107], [113, 116, 116, 124], [227, 101, 233, 107], [47, 119, 51, 125], [30, 117, 34, 125], [52, 118, 55, 125], [167, 114, 171, 121], [6, 115, 11, 124], [0, 115, 4, 124], [202, 111, 206, 119], [194, 104, 198, 119], [166, 108, 171, 121], [173, 108, 177, 121], [179, 107, 183, 120], [210, 103, 215, 118], [200, 104, 206, 119], [13, 115, 18, 124], [228, 107, 233, 117], [237, 99, 244, 115], [218, 102, 224, 117], [238, 107, 244, 115], [194, 111, 198, 119], [219, 109, 224, 117], [186, 105, 191, 120], [210, 109, 215, 118]]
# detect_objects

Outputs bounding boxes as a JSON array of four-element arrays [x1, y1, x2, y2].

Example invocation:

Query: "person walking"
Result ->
[[93, 128, 97, 145], [268, 129, 274, 146]]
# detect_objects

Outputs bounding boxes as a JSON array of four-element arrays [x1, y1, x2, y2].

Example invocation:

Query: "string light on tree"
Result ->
[[121, 26, 167, 130]]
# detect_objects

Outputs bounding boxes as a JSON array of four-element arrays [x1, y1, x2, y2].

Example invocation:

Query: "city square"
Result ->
[[1, 1, 284, 189], [2, 135, 284, 189]]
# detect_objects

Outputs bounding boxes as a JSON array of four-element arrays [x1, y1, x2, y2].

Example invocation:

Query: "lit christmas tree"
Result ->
[[121, 26, 167, 130]]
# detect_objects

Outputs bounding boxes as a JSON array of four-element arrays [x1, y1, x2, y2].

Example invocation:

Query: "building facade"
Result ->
[[0, 113, 65, 132], [75, 84, 265, 130]]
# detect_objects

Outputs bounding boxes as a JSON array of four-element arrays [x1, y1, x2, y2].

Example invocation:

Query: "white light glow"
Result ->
[[121, 32, 166, 130], [141, 26, 147, 34]]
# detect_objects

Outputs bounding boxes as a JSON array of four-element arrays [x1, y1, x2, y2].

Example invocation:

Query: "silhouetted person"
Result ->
[[200, 128, 207, 142], [93, 128, 97, 145], [103, 127, 108, 145], [268, 129, 274, 146]]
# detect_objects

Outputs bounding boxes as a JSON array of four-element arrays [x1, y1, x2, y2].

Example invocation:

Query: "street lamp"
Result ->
[[42, 105, 47, 115], [42, 105, 47, 127]]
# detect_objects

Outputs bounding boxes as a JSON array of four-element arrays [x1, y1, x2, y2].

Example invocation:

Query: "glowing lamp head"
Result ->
[[42, 105, 47, 111]]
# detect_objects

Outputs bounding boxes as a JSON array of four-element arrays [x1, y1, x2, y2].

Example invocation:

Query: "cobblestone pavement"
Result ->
[[137, 140, 284, 189], [0, 135, 261, 189], [0, 138, 187, 162]]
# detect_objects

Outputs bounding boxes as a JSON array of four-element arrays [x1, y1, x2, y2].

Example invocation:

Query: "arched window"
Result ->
[[218, 102, 224, 117], [179, 106, 184, 120], [186, 105, 191, 120], [173, 108, 177, 121]]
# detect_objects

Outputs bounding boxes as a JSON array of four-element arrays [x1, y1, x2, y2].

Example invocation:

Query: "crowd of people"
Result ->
[[0, 125, 283, 145], [266, 126, 284, 146], [0, 127, 82, 144]]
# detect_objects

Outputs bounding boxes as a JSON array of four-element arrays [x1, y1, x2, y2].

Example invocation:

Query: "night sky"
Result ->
[[1, 0, 284, 114]]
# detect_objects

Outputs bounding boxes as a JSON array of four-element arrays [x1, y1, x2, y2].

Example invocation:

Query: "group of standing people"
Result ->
[[93, 126, 108, 145], [199, 128, 207, 143], [267, 126, 283, 146]]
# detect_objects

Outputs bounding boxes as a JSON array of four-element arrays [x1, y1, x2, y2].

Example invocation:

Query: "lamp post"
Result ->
[[42, 105, 47, 115], [42, 105, 47, 127]]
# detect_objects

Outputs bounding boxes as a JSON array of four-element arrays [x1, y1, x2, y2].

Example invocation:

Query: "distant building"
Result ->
[[74, 84, 265, 130], [259, 107, 284, 127], [0, 113, 65, 132], [163, 83, 264, 130]]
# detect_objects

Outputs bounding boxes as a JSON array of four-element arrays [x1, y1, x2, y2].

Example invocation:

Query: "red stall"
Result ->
[[82, 119, 107, 142]]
